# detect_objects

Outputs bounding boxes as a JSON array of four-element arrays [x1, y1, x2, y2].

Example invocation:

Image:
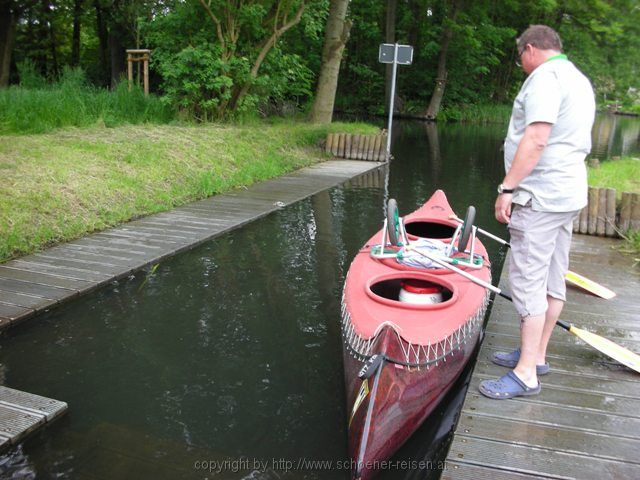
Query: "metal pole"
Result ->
[[385, 44, 399, 160]]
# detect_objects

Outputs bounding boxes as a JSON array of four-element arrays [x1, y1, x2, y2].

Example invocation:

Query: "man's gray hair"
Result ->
[[517, 25, 563, 52]]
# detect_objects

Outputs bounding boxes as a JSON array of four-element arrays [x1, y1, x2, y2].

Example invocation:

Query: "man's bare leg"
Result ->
[[513, 313, 545, 388], [536, 296, 564, 364]]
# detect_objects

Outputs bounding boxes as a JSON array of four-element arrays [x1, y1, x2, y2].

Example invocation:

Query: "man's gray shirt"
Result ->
[[504, 57, 595, 212]]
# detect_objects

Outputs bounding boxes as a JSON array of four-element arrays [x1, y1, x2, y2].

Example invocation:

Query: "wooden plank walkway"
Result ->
[[0, 386, 67, 451], [0, 160, 385, 328], [444, 234, 640, 479]]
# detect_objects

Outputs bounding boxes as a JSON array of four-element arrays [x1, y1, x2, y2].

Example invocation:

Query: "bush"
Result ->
[[153, 43, 235, 121]]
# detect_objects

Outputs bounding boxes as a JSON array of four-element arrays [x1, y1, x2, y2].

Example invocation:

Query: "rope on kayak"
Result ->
[[341, 290, 491, 369]]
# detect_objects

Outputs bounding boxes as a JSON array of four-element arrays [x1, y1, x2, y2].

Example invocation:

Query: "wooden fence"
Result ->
[[574, 187, 640, 237], [325, 133, 388, 161]]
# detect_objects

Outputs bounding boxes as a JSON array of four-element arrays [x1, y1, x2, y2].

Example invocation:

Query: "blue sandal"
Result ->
[[492, 348, 550, 375], [479, 370, 541, 399]]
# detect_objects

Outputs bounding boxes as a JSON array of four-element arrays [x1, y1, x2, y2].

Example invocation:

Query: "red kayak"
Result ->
[[341, 190, 491, 479]]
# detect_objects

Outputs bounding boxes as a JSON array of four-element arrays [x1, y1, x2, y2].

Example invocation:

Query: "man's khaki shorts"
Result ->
[[508, 203, 580, 318]]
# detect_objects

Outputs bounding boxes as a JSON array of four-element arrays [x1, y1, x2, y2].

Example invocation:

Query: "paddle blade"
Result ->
[[568, 325, 640, 374], [565, 270, 616, 299]]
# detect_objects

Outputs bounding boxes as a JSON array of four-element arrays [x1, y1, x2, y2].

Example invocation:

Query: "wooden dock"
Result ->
[[0, 160, 385, 328], [444, 234, 640, 479], [0, 386, 67, 451]]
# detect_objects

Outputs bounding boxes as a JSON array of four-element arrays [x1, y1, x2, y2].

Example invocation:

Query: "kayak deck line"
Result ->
[[0, 160, 385, 329], [444, 234, 640, 479], [341, 292, 489, 368]]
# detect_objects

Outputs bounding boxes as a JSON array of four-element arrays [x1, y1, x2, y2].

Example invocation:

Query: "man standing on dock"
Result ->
[[479, 25, 595, 399]]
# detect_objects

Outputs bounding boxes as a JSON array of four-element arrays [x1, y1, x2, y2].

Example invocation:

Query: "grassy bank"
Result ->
[[587, 156, 640, 255], [587, 157, 640, 196], [0, 121, 377, 263]]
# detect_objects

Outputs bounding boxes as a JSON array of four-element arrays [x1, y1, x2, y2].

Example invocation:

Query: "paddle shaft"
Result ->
[[408, 247, 511, 300]]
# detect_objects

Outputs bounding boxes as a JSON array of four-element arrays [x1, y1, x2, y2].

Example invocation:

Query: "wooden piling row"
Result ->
[[325, 133, 388, 161], [574, 186, 640, 237]]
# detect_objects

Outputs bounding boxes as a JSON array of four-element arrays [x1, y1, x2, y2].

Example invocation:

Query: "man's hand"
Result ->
[[495, 193, 513, 224]]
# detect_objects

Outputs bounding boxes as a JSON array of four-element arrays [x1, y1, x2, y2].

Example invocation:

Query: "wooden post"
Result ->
[[330, 133, 339, 156], [373, 135, 379, 161], [619, 192, 632, 233], [143, 53, 149, 96], [368, 134, 376, 160], [127, 52, 133, 92], [360, 136, 369, 160], [352, 135, 360, 159], [372, 134, 381, 161], [587, 187, 599, 235], [578, 206, 588, 234], [337, 133, 345, 158], [380, 133, 388, 161], [362, 134, 369, 160], [596, 188, 607, 236], [631, 193, 640, 231], [125, 49, 151, 96], [605, 188, 616, 237], [325, 134, 333, 155], [345, 134, 352, 159]]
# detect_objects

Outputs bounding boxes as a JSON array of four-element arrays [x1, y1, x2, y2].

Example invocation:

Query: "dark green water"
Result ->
[[0, 118, 636, 479]]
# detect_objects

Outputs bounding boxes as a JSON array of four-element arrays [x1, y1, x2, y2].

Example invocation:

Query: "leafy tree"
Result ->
[[145, 0, 309, 118]]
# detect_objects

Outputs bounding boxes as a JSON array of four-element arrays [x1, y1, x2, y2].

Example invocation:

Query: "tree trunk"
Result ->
[[309, 0, 352, 124], [384, 0, 397, 110], [94, 0, 109, 86], [109, 27, 124, 88], [0, 1, 17, 88], [71, 0, 83, 66], [41, 0, 59, 77], [423, 1, 460, 120]]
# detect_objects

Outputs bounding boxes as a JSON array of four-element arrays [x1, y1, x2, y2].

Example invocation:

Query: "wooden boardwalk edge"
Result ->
[[0, 160, 386, 329], [0, 386, 68, 452], [443, 234, 640, 480]]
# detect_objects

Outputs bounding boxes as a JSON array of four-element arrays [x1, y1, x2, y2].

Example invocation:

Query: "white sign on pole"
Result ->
[[378, 44, 413, 65]]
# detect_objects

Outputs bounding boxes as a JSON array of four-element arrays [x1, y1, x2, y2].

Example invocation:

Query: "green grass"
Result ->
[[0, 73, 175, 135], [588, 156, 640, 256], [588, 156, 640, 197], [0, 121, 378, 263]]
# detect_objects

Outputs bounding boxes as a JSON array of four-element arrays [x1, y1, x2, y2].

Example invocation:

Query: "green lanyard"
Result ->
[[546, 54, 568, 63]]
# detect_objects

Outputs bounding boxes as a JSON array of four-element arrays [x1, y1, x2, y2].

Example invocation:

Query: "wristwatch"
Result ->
[[497, 183, 515, 194]]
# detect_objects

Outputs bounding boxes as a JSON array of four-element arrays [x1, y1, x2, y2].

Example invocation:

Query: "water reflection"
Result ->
[[591, 114, 640, 159]]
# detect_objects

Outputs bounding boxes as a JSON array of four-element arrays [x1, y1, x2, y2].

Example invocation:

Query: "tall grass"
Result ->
[[0, 65, 175, 134]]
